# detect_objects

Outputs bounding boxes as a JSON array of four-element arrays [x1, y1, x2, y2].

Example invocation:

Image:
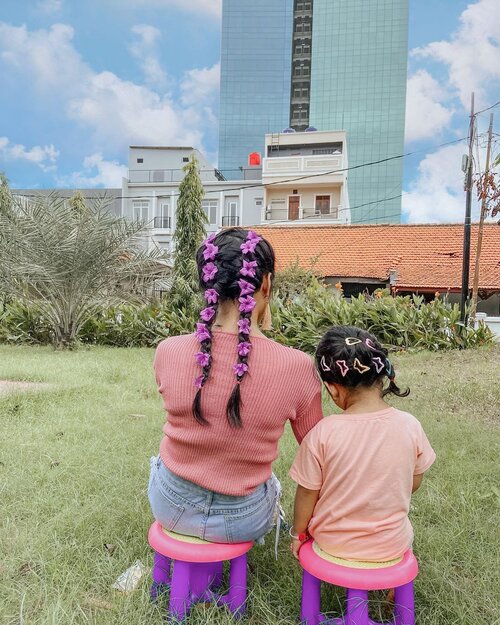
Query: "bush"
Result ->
[[0, 271, 493, 351]]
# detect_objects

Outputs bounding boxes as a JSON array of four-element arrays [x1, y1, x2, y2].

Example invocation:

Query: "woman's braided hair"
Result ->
[[193, 228, 275, 427], [315, 325, 410, 398]]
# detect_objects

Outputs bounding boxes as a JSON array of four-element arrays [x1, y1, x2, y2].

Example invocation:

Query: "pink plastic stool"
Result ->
[[299, 541, 418, 625], [148, 521, 253, 621]]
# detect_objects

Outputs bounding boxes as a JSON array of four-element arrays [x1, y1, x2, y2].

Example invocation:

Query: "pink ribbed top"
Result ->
[[154, 331, 323, 495]]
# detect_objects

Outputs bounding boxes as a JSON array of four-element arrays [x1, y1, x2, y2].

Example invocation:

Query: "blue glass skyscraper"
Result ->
[[218, 0, 408, 223]]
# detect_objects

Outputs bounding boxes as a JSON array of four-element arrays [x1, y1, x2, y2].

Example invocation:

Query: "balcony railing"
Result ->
[[262, 206, 341, 222], [263, 154, 343, 178], [154, 216, 171, 229], [222, 215, 240, 227], [128, 168, 225, 184]]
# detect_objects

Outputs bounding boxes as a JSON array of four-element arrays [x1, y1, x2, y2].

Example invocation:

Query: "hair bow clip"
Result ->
[[320, 356, 331, 372], [345, 337, 362, 346], [353, 358, 370, 374]]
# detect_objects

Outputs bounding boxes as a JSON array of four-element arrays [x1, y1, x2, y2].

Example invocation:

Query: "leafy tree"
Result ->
[[0, 189, 167, 348], [169, 155, 207, 312]]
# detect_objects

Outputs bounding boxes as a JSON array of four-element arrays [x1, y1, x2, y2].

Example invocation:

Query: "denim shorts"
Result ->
[[148, 456, 281, 544]]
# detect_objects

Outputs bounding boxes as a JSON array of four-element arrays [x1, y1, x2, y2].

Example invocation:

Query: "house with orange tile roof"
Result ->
[[255, 223, 500, 315]]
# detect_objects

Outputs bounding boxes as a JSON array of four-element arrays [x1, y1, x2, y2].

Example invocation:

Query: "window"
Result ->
[[312, 148, 342, 155], [154, 202, 171, 229], [182, 157, 189, 163], [315, 195, 331, 215], [132, 200, 149, 222], [202, 199, 218, 225], [137, 158, 143, 164], [223, 197, 239, 226], [255, 198, 263, 207]]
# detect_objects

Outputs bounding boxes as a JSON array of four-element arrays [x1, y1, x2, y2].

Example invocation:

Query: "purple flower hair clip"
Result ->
[[238, 341, 252, 357], [202, 262, 218, 283], [238, 279, 256, 296], [203, 242, 219, 261], [195, 322, 211, 342], [194, 374, 205, 389], [204, 289, 219, 304], [240, 239, 260, 255], [233, 362, 249, 378], [246, 230, 262, 242], [203, 232, 216, 245], [240, 260, 258, 278], [237, 318, 251, 335], [200, 306, 216, 322], [195, 352, 210, 368], [239, 295, 256, 314]]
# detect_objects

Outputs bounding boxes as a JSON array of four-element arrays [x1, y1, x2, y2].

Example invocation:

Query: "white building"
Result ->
[[121, 130, 350, 252]]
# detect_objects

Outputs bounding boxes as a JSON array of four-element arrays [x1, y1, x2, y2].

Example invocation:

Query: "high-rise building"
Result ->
[[218, 0, 408, 223]]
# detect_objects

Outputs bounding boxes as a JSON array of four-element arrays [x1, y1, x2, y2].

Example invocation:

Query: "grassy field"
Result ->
[[0, 344, 499, 625]]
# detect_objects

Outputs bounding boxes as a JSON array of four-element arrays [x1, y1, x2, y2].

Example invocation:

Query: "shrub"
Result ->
[[0, 272, 493, 351]]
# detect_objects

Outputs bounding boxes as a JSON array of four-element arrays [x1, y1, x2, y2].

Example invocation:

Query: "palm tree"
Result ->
[[0, 188, 167, 348]]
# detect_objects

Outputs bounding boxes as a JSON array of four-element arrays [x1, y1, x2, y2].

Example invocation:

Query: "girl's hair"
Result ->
[[192, 228, 275, 427], [315, 325, 409, 398]]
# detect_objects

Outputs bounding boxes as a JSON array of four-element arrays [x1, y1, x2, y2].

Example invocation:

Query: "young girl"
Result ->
[[289, 325, 435, 562]]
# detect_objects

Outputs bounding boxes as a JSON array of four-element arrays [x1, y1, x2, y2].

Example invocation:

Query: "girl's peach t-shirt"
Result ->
[[289, 407, 436, 561]]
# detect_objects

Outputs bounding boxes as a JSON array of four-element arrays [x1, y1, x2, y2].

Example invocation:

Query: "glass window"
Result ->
[[315, 195, 331, 215], [202, 199, 218, 225], [132, 200, 149, 222]]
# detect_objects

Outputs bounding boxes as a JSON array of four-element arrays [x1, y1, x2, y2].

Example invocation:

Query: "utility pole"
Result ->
[[470, 112, 494, 322], [460, 92, 475, 324]]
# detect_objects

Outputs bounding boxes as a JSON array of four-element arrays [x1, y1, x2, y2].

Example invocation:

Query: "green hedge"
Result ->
[[0, 276, 493, 351]]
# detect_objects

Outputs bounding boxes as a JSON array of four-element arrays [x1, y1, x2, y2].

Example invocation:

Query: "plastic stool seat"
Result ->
[[300, 541, 418, 590], [148, 521, 253, 562]]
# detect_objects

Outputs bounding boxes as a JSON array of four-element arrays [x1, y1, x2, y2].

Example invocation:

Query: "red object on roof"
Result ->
[[255, 223, 500, 292], [248, 152, 261, 166]]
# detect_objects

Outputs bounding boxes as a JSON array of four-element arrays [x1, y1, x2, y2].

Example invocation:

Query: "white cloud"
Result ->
[[58, 153, 127, 187], [0, 22, 219, 155], [37, 0, 63, 14], [412, 0, 500, 109], [0, 136, 59, 171], [130, 24, 168, 88], [405, 70, 454, 142], [180, 63, 220, 107], [125, 0, 221, 18], [402, 143, 480, 223]]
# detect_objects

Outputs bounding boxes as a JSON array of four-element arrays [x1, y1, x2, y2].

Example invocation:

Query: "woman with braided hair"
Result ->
[[148, 228, 323, 544]]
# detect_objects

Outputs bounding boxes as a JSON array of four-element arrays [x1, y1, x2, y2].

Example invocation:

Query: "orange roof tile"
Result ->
[[254, 223, 500, 292]]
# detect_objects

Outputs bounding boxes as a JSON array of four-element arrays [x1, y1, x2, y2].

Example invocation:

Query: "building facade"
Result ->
[[122, 136, 349, 252], [219, 0, 408, 224]]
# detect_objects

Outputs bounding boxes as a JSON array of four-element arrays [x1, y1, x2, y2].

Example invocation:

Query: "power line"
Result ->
[[474, 100, 500, 116]]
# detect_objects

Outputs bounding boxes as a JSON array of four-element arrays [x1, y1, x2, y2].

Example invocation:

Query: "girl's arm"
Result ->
[[291, 484, 320, 559]]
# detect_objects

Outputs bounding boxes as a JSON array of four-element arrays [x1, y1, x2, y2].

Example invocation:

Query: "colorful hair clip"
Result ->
[[365, 338, 377, 351], [335, 360, 349, 377], [345, 337, 362, 346], [372, 357, 385, 374], [353, 358, 370, 374], [320, 356, 331, 372]]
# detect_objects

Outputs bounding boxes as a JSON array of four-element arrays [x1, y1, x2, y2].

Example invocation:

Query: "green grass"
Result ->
[[0, 344, 499, 625]]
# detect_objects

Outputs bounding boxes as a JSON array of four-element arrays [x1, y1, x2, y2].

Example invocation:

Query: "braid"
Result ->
[[192, 228, 276, 426], [192, 234, 220, 425], [226, 231, 261, 427]]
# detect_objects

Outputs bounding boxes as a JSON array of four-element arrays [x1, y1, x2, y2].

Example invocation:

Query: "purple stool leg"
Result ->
[[345, 588, 369, 625], [190, 562, 215, 601], [169, 560, 192, 621], [224, 554, 248, 617], [211, 561, 224, 589], [151, 551, 171, 601], [394, 582, 415, 625], [300, 570, 323, 625]]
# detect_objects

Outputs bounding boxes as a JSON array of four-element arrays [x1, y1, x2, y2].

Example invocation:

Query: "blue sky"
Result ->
[[0, 0, 499, 222]]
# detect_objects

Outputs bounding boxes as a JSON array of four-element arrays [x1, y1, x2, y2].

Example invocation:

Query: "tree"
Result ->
[[169, 155, 207, 311], [0, 189, 167, 348]]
